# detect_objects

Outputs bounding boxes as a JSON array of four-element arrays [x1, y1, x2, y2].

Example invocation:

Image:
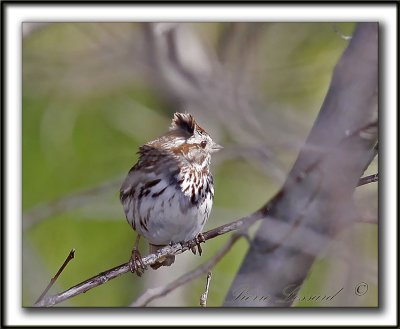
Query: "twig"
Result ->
[[35, 249, 75, 305], [200, 272, 212, 307], [357, 173, 378, 187], [132, 235, 241, 307]]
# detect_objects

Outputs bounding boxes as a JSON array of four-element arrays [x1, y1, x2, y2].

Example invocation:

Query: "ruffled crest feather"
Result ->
[[170, 112, 196, 135]]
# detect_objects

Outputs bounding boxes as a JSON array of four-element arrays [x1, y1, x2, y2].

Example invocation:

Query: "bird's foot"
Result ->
[[129, 248, 147, 277], [188, 233, 206, 256]]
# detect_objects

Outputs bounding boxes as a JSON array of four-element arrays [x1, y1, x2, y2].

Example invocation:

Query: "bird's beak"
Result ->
[[211, 142, 223, 153]]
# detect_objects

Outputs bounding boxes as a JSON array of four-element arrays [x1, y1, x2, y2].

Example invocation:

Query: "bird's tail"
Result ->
[[149, 244, 176, 269]]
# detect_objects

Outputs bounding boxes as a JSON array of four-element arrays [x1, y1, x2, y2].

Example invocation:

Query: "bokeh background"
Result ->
[[22, 22, 377, 307]]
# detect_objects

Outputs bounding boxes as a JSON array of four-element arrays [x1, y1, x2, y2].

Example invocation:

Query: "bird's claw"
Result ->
[[188, 233, 205, 256], [129, 248, 147, 277]]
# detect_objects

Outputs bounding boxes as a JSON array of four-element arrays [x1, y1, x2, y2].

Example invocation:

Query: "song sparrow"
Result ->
[[120, 112, 222, 274]]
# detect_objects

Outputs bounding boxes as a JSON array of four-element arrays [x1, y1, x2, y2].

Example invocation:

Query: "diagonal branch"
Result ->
[[34, 212, 262, 307]]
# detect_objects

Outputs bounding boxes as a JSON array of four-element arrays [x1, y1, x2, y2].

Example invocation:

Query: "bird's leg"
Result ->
[[189, 233, 206, 256], [129, 234, 147, 276]]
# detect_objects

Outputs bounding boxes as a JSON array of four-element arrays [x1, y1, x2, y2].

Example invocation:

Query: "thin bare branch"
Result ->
[[35, 249, 75, 304], [34, 213, 257, 307], [357, 173, 378, 187]]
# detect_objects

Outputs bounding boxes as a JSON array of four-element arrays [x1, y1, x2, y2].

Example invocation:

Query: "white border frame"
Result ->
[[4, 3, 397, 327]]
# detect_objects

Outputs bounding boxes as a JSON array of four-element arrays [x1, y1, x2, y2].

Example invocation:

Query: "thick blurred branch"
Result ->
[[224, 23, 378, 306]]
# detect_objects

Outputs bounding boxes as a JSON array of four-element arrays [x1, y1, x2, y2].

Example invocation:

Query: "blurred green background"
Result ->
[[22, 23, 377, 307]]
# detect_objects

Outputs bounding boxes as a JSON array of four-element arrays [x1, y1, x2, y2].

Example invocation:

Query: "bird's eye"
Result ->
[[200, 141, 207, 148]]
